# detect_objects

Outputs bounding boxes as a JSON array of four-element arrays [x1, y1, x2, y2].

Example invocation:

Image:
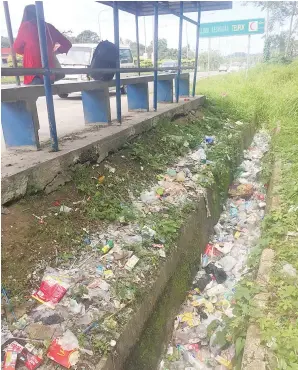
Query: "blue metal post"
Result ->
[[113, 1, 121, 123], [135, 9, 140, 76], [176, 1, 183, 103], [3, 2, 20, 86], [153, 2, 159, 111], [192, 2, 201, 97], [35, 1, 59, 151]]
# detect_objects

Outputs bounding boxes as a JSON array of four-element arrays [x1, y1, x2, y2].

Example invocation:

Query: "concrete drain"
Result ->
[[159, 131, 270, 370]]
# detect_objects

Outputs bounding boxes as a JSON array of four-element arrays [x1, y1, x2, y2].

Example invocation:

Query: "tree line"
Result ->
[[247, 1, 298, 63], [1, 30, 101, 49]]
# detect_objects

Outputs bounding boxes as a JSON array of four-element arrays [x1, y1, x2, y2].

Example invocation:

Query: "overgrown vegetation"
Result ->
[[197, 60, 298, 369], [72, 108, 246, 226]]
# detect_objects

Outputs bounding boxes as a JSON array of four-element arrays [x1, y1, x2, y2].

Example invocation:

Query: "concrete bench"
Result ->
[[1, 73, 190, 149]]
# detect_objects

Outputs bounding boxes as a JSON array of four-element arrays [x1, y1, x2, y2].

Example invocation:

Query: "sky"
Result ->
[[1, 0, 267, 55]]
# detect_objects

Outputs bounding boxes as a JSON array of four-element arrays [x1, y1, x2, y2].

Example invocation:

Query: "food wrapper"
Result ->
[[228, 183, 254, 198], [47, 330, 79, 368], [202, 243, 222, 267], [3, 342, 22, 370], [32, 268, 71, 309], [185, 343, 199, 352], [47, 339, 79, 368], [234, 231, 241, 239], [19, 348, 43, 370], [3, 350, 18, 370], [125, 255, 139, 271], [4, 341, 24, 354], [215, 355, 233, 369], [204, 244, 222, 257]]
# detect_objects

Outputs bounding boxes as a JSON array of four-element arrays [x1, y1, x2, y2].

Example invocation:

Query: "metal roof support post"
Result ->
[[35, 1, 59, 151], [113, 1, 121, 123], [192, 2, 201, 97], [153, 2, 158, 111], [176, 1, 183, 103], [135, 9, 140, 76], [3, 1, 20, 86]]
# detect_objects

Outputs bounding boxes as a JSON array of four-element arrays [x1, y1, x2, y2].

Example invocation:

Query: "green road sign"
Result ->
[[200, 18, 265, 38]]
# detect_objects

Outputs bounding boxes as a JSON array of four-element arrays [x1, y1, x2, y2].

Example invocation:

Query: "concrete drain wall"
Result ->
[[97, 122, 256, 370]]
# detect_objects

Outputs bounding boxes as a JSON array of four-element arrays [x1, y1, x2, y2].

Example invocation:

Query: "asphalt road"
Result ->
[[1, 71, 220, 152]]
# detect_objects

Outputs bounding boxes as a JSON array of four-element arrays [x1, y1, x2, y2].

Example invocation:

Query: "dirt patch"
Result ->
[[2, 183, 86, 296], [1, 143, 155, 297]]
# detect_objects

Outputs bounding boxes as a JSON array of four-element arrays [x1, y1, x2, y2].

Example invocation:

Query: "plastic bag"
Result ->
[[193, 274, 212, 292], [19, 348, 43, 370], [32, 268, 71, 309], [204, 263, 227, 284]]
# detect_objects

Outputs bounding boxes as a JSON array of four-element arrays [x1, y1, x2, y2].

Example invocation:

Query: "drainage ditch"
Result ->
[[125, 131, 270, 370]]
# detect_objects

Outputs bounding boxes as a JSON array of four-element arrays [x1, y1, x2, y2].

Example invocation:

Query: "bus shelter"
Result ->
[[2, 1, 232, 152]]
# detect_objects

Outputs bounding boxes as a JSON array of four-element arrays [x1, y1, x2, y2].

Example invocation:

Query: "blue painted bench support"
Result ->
[[1, 73, 190, 149], [1, 99, 40, 149], [175, 76, 190, 97], [157, 80, 173, 103], [127, 83, 149, 111], [82, 87, 111, 124]]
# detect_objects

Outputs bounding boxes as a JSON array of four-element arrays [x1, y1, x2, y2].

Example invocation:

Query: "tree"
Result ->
[[167, 48, 178, 59], [263, 38, 271, 62], [1, 36, 10, 48], [182, 45, 194, 59], [267, 31, 298, 58], [121, 38, 145, 58], [285, 1, 297, 56], [248, 2, 298, 58], [147, 38, 169, 59], [62, 30, 77, 44], [198, 50, 223, 71], [75, 30, 100, 44], [248, 2, 297, 32]]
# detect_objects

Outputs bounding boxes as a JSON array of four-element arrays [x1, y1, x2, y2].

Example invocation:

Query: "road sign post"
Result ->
[[200, 18, 265, 75], [207, 38, 211, 74], [246, 34, 251, 77]]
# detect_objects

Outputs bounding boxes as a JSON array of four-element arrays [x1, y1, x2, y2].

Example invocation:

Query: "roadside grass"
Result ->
[[197, 61, 298, 368]]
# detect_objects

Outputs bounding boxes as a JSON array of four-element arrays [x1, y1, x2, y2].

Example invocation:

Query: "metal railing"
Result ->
[[1, 66, 192, 77]]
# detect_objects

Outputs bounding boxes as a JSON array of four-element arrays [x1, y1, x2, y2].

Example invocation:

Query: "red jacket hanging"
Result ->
[[14, 21, 72, 85]]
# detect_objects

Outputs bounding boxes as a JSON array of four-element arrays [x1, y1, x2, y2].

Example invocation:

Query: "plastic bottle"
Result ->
[[181, 348, 208, 369], [101, 240, 114, 254], [197, 148, 207, 162]]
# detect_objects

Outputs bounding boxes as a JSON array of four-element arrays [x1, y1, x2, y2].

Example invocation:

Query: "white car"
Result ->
[[57, 43, 134, 98], [228, 64, 240, 73], [218, 64, 228, 72]]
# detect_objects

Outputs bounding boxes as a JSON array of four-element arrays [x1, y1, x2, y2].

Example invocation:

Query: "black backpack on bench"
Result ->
[[89, 40, 119, 81]]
